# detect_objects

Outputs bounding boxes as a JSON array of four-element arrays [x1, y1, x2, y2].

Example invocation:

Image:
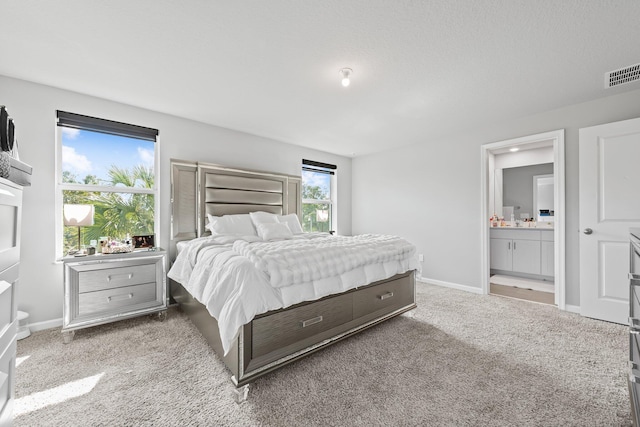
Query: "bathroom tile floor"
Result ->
[[490, 274, 555, 305]]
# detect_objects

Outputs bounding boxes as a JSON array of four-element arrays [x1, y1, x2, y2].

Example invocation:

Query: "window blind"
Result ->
[[57, 110, 158, 141], [302, 159, 336, 175]]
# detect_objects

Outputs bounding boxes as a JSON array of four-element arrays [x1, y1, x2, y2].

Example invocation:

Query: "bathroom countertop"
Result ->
[[490, 226, 554, 231]]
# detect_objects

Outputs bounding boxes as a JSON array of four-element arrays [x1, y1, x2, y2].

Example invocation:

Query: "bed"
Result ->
[[167, 160, 417, 401]]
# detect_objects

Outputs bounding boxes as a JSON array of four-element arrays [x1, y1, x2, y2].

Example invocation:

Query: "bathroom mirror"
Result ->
[[533, 174, 554, 222], [493, 163, 553, 220]]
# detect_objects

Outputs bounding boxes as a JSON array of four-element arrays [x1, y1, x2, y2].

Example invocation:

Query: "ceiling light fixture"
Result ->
[[340, 68, 352, 87], [509, 147, 519, 152]]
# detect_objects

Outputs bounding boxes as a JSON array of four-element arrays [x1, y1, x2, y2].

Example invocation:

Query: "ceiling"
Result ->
[[2, 1, 640, 158]]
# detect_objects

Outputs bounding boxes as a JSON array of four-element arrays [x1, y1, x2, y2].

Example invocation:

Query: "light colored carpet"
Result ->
[[14, 282, 631, 426]]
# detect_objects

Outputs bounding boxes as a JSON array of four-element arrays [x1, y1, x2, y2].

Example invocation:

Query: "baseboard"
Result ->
[[564, 304, 580, 314], [28, 318, 63, 333], [417, 276, 483, 295]]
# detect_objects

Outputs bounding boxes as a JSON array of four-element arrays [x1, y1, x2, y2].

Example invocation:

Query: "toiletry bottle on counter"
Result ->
[[510, 213, 515, 226]]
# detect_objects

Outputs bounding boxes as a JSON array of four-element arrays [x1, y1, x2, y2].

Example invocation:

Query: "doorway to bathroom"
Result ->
[[480, 130, 565, 308]]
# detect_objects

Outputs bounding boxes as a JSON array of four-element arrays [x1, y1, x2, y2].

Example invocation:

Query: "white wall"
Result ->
[[352, 88, 640, 305], [0, 75, 352, 328]]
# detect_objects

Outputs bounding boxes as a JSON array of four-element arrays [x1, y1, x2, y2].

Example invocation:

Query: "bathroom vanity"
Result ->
[[490, 227, 554, 279]]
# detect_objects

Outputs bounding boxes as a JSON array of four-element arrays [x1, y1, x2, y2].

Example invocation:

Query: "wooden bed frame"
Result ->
[[169, 160, 416, 400]]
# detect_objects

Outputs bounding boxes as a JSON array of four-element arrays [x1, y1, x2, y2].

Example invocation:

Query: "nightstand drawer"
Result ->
[[353, 274, 414, 319], [78, 263, 156, 293], [78, 282, 158, 316]]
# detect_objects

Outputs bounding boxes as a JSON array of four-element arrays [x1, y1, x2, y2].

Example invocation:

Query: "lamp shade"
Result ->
[[63, 204, 94, 226], [316, 209, 329, 222]]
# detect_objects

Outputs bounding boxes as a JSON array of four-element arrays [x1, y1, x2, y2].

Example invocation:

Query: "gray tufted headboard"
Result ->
[[170, 159, 301, 260]]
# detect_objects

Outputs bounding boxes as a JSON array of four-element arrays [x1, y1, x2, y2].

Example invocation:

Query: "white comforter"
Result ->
[[168, 233, 416, 355]]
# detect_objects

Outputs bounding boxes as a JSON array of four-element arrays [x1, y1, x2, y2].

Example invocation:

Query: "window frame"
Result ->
[[54, 112, 160, 259], [301, 160, 337, 234]]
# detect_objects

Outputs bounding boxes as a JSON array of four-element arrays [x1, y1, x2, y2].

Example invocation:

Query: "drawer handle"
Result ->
[[107, 273, 134, 282], [301, 316, 323, 328], [107, 293, 133, 303], [378, 292, 394, 300]]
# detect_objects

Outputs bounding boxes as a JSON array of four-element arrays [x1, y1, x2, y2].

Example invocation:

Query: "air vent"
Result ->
[[605, 63, 640, 88]]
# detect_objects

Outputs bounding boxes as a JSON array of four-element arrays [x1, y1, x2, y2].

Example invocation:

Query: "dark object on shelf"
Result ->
[[0, 106, 10, 151], [0, 106, 15, 152]]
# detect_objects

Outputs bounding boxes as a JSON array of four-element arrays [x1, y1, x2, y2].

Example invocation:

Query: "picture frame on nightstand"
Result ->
[[133, 234, 155, 249]]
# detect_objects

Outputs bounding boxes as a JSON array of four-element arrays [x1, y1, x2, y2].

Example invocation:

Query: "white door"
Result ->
[[579, 117, 640, 324]]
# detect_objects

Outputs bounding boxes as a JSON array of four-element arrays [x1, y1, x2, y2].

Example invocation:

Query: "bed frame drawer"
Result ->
[[353, 274, 414, 320], [78, 282, 158, 317], [78, 263, 157, 293], [252, 293, 353, 358]]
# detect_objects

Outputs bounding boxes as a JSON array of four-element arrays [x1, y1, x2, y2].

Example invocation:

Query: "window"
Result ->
[[301, 159, 336, 233], [56, 111, 159, 257]]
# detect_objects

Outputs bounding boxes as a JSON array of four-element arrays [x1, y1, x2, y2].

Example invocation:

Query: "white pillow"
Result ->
[[277, 213, 304, 234], [249, 211, 279, 227], [207, 214, 257, 236], [256, 222, 293, 241]]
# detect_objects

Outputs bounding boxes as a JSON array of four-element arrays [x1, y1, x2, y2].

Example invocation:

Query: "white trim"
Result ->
[[301, 199, 332, 204], [564, 304, 580, 314], [55, 125, 64, 259], [554, 135, 566, 310], [60, 183, 155, 194], [28, 317, 63, 332], [154, 133, 161, 246], [480, 129, 567, 310], [417, 276, 483, 294]]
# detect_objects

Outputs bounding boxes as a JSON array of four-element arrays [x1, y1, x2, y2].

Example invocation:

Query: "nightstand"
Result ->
[[62, 249, 167, 343]]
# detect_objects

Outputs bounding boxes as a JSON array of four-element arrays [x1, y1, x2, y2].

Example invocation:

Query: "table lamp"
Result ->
[[63, 204, 94, 253]]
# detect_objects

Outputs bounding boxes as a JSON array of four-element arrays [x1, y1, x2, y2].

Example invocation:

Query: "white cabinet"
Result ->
[[511, 239, 541, 274], [490, 238, 512, 271], [0, 177, 22, 427], [490, 228, 554, 278], [540, 230, 555, 277]]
